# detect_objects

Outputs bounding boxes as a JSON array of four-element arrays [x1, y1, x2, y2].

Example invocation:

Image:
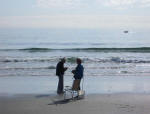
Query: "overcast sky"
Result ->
[[0, 0, 150, 29]]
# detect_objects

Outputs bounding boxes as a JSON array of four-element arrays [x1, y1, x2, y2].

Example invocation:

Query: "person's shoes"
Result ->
[[74, 95, 79, 99]]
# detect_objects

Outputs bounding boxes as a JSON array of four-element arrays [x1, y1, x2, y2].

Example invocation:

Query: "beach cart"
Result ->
[[64, 78, 85, 100]]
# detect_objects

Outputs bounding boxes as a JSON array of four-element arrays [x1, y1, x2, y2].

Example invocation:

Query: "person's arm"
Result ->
[[62, 64, 68, 72], [60, 63, 67, 74], [64, 67, 68, 71]]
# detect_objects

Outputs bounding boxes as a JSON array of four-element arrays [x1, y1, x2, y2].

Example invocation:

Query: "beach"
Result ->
[[1, 0, 150, 112], [1, 76, 150, 114], [1, 93, 150, 114]]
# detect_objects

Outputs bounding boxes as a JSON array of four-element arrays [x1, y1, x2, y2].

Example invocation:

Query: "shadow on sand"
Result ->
[[35, 94, 84, 105], [48, 97, 84, 105], [36, 94, 51, 98], [48, 98, 72, 105]]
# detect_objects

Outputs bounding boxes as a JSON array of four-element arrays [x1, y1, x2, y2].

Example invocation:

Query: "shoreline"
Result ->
[[1, 76, 150, 95]]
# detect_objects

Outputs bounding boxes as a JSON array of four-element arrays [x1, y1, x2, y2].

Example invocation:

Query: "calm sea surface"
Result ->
[[0, 28, 150, 77]]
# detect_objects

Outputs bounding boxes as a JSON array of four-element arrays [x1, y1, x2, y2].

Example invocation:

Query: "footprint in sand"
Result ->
[[115, 104, 136, 112]]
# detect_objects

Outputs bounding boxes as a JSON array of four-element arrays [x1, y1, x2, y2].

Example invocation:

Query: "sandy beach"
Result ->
[[1, 76, 150, 114], [0, 93, 150, 114]]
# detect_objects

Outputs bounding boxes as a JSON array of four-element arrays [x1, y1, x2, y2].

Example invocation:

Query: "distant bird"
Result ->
[[124, 31, 128, 33]]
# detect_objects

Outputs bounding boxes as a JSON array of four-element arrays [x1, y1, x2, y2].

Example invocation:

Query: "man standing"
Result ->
[[56, 58, 68, 94]]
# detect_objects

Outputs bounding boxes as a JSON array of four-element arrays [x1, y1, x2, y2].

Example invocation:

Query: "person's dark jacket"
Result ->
[[74, 64, 84, 79], [56, 61, 65, 76]]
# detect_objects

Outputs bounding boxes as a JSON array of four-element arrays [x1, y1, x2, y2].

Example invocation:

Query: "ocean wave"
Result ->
[[110, 57, 150, 63], [20, 48, 52, 52], [0, 57, 78, 63], [1, 57, 150, 64], [1, 47, 150, 52], [0, 66, 56, 70], [67, 57, 76, 63], [72, 47, 150, 52]]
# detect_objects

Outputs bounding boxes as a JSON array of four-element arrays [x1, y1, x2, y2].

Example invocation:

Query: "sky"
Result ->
[[0, 0, 150, 29]]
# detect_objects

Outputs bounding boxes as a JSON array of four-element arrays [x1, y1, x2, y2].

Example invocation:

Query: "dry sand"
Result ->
[[0, 93, 150, 114]]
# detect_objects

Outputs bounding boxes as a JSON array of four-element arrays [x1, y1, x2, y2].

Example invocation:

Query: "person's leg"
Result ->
[[57, 76, 61, 94], [78, 86, 81, 90], [79, 79, 81, 90], [57, 75, 64, 94], [72, 79, 81, 91], [60, 75, 64, 93]]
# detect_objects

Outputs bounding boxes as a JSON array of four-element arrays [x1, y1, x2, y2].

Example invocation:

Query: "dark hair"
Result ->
[[77, 58, 82, 64], [60, 57, 66, 62]]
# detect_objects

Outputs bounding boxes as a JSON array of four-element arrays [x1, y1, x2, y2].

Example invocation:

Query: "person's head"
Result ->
[[76, 58, 82, 64], [60, 58, 66, 63]]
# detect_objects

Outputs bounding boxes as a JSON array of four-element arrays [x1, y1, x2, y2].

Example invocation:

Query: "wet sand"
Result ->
[[0, 93, 150, 114]]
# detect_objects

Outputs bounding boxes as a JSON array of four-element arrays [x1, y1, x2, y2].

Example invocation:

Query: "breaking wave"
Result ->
[[1, 47, 150, 53], [1, 57, 150, 64], [0, 66, 56, 70]]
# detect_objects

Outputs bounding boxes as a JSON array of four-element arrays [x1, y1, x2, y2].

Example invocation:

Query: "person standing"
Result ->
[[72, 58, 84, 90], [56, 58, 68, 94]]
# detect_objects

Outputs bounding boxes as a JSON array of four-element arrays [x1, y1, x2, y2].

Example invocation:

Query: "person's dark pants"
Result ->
[[57, 75, 64, 94]]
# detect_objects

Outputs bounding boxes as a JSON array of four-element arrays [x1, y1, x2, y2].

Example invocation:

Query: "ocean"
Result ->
[[0, 28, 150, 78], [1, 28, 150, 95]]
